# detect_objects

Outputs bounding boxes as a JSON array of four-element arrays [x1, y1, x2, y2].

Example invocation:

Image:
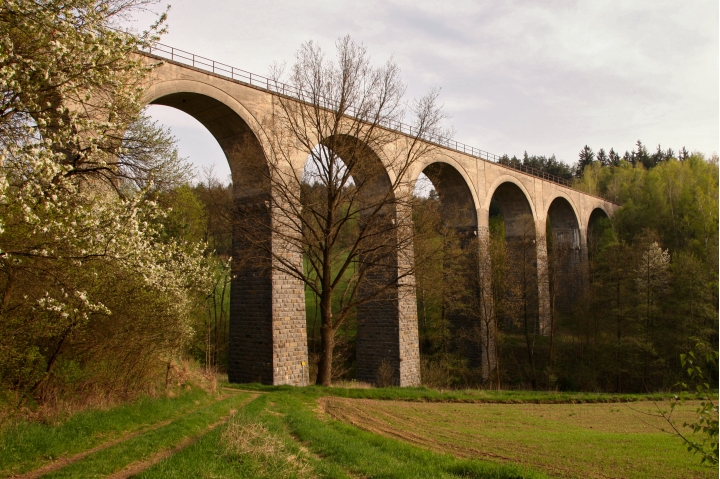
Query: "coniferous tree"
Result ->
[[596, 148, 609, 167], [576, 145, 595, 177]]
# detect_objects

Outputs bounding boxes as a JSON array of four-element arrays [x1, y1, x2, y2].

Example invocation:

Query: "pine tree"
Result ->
[[576, 145, 595, 177]]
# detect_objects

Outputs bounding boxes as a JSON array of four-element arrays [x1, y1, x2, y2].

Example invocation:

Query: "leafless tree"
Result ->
[[503, 214, 540, 389], [235, 36, 448, 385]]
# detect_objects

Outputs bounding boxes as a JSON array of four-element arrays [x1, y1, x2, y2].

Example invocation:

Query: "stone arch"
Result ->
[[487, 180, 541, 331], [587, 205, 611, 231], [587, 207, 612, 259], [304, 133, 419, 386], [142, 84, 308, 386], [410, 155, 481, 212], [421, 161, 479, 232], [483, 176, 538, 221], [545, 196, 583, 313], [417, 161, 485, 371], [487, 180, 538, 239]]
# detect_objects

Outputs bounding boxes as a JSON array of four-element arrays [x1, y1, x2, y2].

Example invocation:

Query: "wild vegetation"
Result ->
[[413, 146, 718, 394], [0, 0, 225, 418]]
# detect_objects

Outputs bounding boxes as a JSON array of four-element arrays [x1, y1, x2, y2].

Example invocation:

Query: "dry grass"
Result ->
[[321, 397, 716, 479], [331, 379, 374, 389], [221, 413, 313, 478], [0, 358, 220, 428]]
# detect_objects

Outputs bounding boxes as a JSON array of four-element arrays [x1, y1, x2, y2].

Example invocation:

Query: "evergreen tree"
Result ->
[[576, 145, 595, 177], [597, 148, 609, 167]]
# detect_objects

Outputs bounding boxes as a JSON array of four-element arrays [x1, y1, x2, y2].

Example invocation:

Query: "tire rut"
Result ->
[[106, 393, 259, 479], [11, 390, 244, 479]]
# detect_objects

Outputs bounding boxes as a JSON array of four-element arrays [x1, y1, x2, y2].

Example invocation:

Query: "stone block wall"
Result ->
[[228, 196, 274, 383]]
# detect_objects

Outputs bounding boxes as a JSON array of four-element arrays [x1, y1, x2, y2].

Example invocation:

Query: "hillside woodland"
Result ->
[[413, 148, 719, 392]]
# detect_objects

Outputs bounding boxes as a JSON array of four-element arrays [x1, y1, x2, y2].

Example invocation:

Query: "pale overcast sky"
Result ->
[[128, 0, 719, 182]]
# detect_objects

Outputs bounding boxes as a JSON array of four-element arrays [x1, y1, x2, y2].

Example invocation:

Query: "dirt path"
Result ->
[[107, 393, 259, 479], [12, 390, 247, 479]]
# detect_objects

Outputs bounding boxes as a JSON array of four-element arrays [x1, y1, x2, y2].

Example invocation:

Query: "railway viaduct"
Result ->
[[138, 44, 617, 387]]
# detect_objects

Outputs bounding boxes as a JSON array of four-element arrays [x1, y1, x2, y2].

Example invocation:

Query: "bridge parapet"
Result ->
[[139, 43, 599, 191]]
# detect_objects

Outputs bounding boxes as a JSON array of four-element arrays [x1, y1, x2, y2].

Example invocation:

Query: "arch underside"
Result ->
[[492, 182, 540, 329], [150, 91, 307, 386], [547, 197, 583, 313], [422, 162, 484, 369]]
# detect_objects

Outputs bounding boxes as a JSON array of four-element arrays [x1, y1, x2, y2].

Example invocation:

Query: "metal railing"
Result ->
[[140, 42, 572, 188]]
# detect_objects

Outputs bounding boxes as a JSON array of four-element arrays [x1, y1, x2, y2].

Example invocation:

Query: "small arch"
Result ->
[[410, 155, 481, 213], [587, 207, 613, 258], [483, 175, 538, 221], [320, 134, 394, 204], [543, 193, 581, 231], [488, 181, 537, 239], [546, 196, 583, 314], [422, 161, 478, 232], [587, 205, 611, 230], [546, 196, 581, 251]]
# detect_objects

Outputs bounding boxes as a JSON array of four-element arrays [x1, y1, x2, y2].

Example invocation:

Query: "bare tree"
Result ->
[[235, 36, 448, 385], [503, 214, 540, 389]]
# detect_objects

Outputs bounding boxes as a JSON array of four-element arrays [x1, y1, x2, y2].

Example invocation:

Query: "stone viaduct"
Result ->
[[138, 44, 617, 387]]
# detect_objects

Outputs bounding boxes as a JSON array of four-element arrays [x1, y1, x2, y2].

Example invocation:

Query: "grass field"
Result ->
[[321, 396, 714, 479], [0, 384, 714, 478]]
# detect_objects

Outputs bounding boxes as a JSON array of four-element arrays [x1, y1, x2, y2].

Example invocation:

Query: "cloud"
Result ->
[[134, 0, 718, 171]]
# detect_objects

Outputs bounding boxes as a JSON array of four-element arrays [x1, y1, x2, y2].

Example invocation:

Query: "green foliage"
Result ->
[[0, 387, 212, 476], [670, 346, 719, 464], [0, 0, 218, 406]]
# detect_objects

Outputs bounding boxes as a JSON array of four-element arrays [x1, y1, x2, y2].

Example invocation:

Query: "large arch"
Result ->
[[143, 86, 308, 386], [545, 195, 583, 313], [487, 181, 541, 332], [304, 133, 420, 386], [416, 161, 489, 376]]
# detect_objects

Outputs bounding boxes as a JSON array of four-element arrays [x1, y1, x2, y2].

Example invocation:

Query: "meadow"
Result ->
[[1, 385, 713, 479]]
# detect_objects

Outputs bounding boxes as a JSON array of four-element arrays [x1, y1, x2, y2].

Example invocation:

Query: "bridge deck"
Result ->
[[140, 43, 603, 196]]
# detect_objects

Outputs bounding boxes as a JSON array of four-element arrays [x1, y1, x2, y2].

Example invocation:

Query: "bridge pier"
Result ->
[[228, 197, 309, 386], [535, 220, 552, 336]]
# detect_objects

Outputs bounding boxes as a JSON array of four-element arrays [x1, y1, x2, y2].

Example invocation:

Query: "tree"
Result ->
[[596, 148, 608, 167], [503, 214, 540, 388], [576, 145, 595, 177], [0, 0, 216, 402], [235, 36, 448, 386]]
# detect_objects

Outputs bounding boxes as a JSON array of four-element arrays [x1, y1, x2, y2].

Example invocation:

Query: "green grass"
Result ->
[[322, 396, 716, 479], [226, 382, 673, 404], [3, 385, 711, 479], [137, 393, 350, 479], [139, 391, 544, 479], [277, 392, 545, 479], [0, 386, 214, 477], [39, 392, 252, 478]]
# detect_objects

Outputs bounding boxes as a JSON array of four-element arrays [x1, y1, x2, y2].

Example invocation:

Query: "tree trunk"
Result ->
[[316, 290, 334, 386]]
